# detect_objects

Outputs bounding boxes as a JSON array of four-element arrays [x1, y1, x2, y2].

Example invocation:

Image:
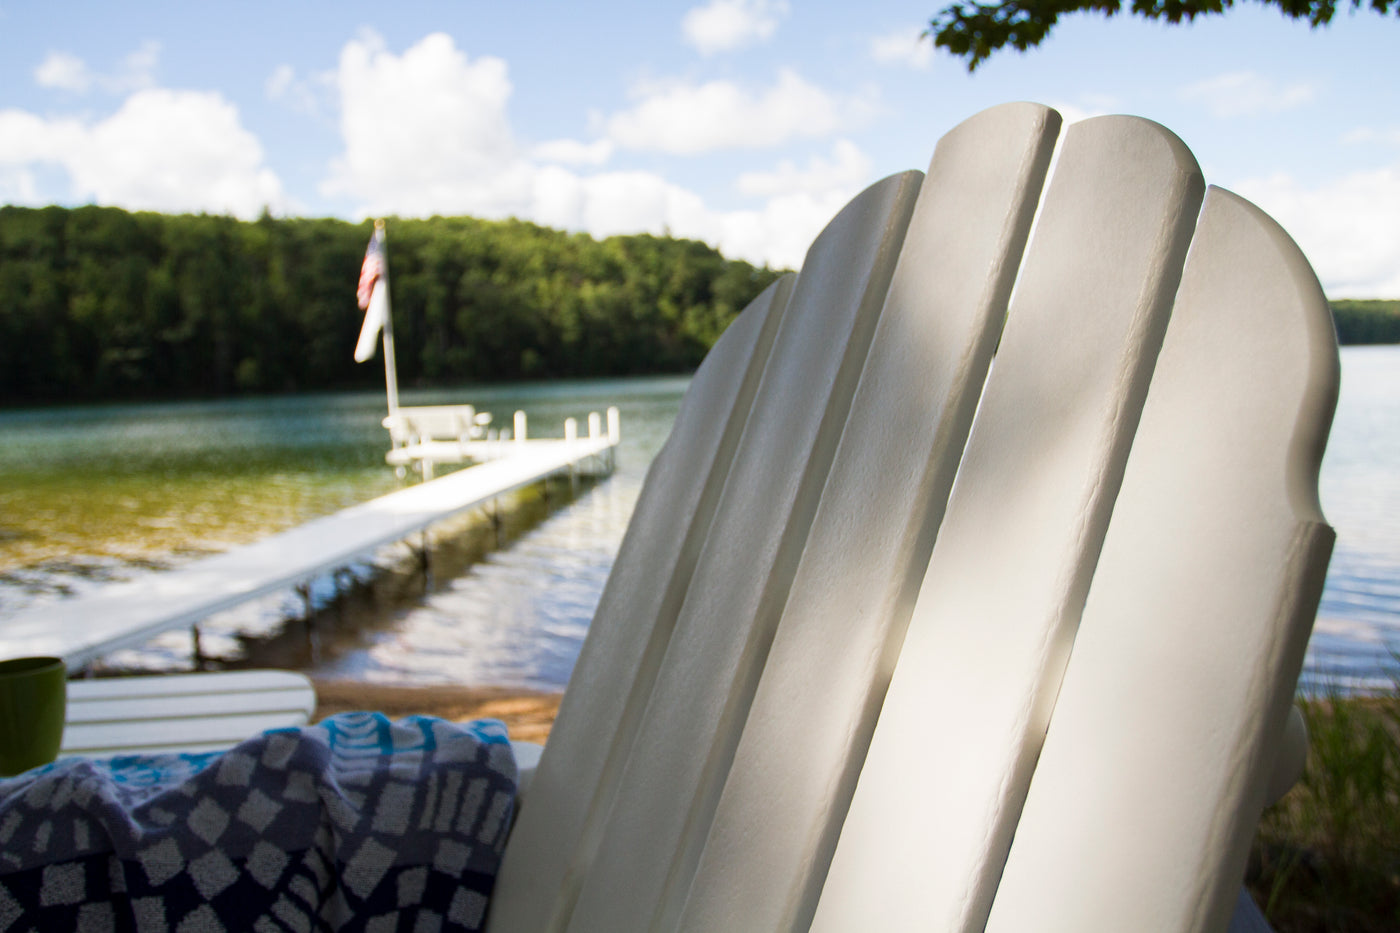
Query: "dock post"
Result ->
[[608, 406, 621, 472], [565, 418, 579, 494], [589, 412, 602, 475], [418, 529, 435, 592], [191, 625, 206, 671], [298, 583, 321, 664], [489, 498, 503, 546], [514, 411, 527, 444]]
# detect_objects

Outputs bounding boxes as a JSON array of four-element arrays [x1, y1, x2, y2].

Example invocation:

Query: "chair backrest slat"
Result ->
[[811, 114, 1205, 933], [672, 101, 1060, 933], [488, 272, 793, 932], [984, 187, 1338, 933], [561, 170, 922, 933]]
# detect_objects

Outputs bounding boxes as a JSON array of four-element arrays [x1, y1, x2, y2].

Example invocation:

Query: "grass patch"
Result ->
[[1249, 684, 1400, 932]]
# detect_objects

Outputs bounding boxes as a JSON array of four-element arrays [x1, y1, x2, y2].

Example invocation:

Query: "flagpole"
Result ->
[[375, 220, 401, 419]]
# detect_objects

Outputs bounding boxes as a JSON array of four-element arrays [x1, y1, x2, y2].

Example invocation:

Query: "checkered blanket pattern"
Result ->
[[0, 712, 518, 931]]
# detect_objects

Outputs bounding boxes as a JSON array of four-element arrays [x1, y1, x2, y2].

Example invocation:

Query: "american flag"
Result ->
[[357, 227, 385, 310]]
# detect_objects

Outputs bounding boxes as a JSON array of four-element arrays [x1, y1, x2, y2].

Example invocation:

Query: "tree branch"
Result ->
[[928, 0, 1392, 70]]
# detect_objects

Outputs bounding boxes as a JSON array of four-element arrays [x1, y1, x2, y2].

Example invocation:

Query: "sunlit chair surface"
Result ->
[[486, 103, 1338, 933]]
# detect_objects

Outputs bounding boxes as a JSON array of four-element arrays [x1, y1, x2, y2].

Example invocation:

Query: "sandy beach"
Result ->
[[311, 679, 563, 745]]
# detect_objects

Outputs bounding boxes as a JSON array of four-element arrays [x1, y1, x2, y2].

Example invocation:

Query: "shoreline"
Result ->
[[310, 679, 563, 745]]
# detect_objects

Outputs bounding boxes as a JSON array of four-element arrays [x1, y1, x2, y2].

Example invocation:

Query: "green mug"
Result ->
[[0, 656, 67, 777]]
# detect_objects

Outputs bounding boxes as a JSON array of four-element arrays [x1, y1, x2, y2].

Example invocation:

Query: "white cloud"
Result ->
[[869, 28, 932, 70], [266, 64, 296, 100], [34, 41, 161, 97], [0, 90, 287, 218], [1048, 97, 1117, 126], [265, 63, 336, 118], [317, 31, 867, 270], [1179, 72, 1315, 119], [74, 89, 284, 216], [605, 69, 875, 155], [531, 138, 615, 167], [1343, 126, 1400, 148], [525, 164, 846, 270], [34, 52, 92, 92], [0, 110, 87, 163], [715, 190, 862, 270], [118, 41, 161, 93], [0, 110, 86, 205], [1236, 166, 1400, 297], [736, 139, 871, 198], [322, 31, 527, 218], [0, 168, 41, 205], [682, 0, 788, 55]]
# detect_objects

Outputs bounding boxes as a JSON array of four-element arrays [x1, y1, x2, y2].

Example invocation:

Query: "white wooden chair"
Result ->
[[61, 670, 316, 758], [485, 103, 1337, 932], [384, 403, 493, 478]]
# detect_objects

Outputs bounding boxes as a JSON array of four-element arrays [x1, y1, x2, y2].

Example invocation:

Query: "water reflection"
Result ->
[[1304, 346, 1400, 693], [313, 476, 640, 690]]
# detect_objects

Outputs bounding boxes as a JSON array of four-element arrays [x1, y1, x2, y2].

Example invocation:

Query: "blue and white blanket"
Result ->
[[0, 712, 517, 932]]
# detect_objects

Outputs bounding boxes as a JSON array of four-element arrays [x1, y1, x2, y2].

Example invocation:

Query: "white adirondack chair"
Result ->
[[485, 103, 1337, 933], [61, 670, 316, 758]]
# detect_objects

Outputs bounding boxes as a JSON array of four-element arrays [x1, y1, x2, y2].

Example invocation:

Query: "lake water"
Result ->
[[0, 347, 1396, 694]]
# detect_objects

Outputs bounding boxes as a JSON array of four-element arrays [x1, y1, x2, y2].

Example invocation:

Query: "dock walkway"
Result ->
[[0, 430, 618, 671]]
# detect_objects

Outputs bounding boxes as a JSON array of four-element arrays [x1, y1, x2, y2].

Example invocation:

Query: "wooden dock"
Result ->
[[0, 417, 619, 672]]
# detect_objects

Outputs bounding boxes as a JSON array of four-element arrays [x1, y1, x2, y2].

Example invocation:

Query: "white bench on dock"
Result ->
[[0, 425, 619, 672], [61, 670, 316, 758], [386, 406, 620, 480], [384, 403, 493, 479]]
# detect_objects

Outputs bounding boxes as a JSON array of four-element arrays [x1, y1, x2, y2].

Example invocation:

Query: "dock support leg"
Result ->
[[608, 407, 620, 473], [405, 532, 433, 594], [191, 625, 205, 671], [332, 568, 353, 621], [296, 583, 321, 665], [296, 582, 325, 664]]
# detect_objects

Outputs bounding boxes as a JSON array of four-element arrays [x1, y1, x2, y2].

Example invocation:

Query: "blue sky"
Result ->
[[2, 1, 1397, 295]]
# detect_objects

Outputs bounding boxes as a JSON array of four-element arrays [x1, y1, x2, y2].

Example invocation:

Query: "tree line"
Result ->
[[0, 206, 783, 404], [0, 205, 1393, 405], [1331, 299, 1400, 345]]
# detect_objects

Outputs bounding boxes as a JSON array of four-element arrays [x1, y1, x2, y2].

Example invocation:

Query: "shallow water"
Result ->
[[1305, 346, 1400, 692], [0, 377, 684, 689], [0, 349, 1396, 693]]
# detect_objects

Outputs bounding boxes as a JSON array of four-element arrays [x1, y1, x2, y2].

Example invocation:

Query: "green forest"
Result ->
[[0, 205, 1395, 405], [1331, 299, 1400, 345], [0, 206, 782, 403]]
